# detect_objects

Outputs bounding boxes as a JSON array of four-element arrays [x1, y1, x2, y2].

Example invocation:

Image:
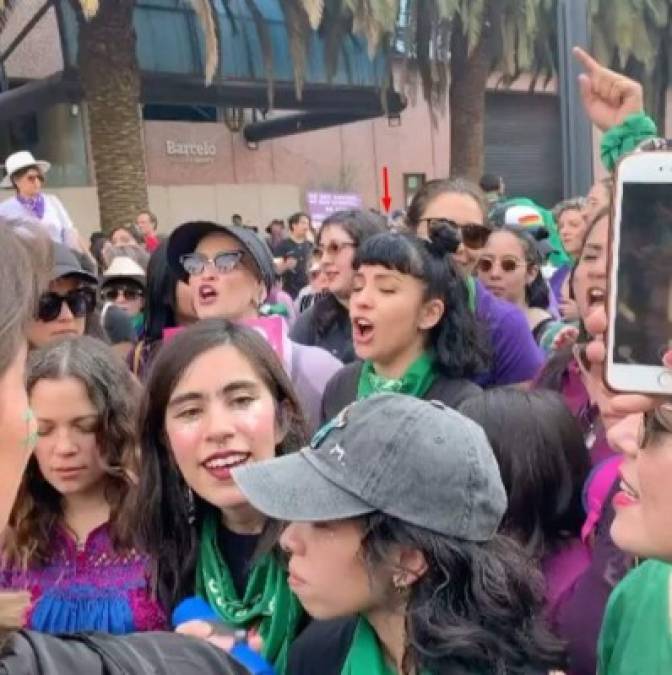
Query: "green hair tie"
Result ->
[[601, 113, 657, 172]]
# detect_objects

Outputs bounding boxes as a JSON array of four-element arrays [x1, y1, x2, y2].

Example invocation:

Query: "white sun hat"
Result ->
[[1, 151, 51, 188]]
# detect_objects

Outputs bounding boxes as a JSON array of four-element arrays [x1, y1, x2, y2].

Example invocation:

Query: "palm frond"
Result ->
[[300, 0, 325, 30], [187, 0, 218, 84], [279, 0, 313, 100]]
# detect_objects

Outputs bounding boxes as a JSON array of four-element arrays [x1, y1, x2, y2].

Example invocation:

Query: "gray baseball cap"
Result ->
[[167, 221, 275, 292], [233, 394, 507, 541], [52, 242, 98, 285]]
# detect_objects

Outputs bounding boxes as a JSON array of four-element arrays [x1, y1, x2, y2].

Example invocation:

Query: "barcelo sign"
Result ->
[[165, 140, 217, 160]]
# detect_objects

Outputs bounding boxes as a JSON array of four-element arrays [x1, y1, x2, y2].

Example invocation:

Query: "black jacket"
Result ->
[[0, 631, 248, 675], [320, 361, 482, 424]]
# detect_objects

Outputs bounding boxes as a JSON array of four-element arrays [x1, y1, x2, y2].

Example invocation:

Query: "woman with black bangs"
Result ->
[[320, 227, 485, 422]]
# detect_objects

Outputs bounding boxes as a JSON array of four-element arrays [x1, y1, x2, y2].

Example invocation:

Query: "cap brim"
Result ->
[[53, 266, 98, 285], [167, 221, 241, 282], [102, 274, 146, 288], [232, 450, 376, 523]]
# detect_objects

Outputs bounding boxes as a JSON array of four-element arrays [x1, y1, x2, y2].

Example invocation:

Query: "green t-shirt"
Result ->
[[598, 559, 672, 674]]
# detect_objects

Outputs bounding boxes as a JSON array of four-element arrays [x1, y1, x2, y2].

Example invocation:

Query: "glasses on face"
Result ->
[[101, 286, 144, 302], [37, 287, 96, 322], [180, 251, 244, 276], [476, 257, 524, 274], [314, 241, 356, 259], [25, 173, 44, 184], [419, 218, 491, 249]]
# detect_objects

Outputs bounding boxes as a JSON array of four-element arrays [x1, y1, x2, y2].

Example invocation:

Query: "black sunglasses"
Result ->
[[419, 218, 491, 249], [101, 286, 144, 302], [37, 287, 96, 323]]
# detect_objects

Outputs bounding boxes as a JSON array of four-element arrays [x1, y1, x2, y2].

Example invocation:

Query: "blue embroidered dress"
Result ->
[[0, 522, 165, 634]]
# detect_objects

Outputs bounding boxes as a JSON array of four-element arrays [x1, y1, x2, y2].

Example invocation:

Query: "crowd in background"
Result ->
[[0, 48, 667, 675]]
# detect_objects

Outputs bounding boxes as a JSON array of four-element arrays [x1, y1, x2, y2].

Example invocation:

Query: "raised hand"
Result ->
[[573, 47, 644, 132]]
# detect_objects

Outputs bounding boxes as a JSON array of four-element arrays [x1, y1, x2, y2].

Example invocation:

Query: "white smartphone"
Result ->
[[606, 151, 672, 394]]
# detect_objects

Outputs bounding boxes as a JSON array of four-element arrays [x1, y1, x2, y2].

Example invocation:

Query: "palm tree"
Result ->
[[589, 0, 670, 130], [1, 0, 667, 229]]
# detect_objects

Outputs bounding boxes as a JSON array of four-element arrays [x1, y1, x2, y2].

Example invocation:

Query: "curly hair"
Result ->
[[353, 229, 489, 378], [2, 336, 140, 569], [359, 514, 567, 674], [135, 319, 308, 611]]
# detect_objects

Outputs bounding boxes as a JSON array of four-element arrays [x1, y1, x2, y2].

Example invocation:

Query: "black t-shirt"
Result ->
[[275, 238, 313, 299], [290, 298, 355, 363], [217, 526, 260, 597]]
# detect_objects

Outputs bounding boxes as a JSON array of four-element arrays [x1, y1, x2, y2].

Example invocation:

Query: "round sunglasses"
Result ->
[[476, 257, 525, 274], [314, 241, 356, 258], [37, 287, 96, 323], [101, 286, 144, 302], [180, 251, 244, 276], [419, 218, 491, 250]]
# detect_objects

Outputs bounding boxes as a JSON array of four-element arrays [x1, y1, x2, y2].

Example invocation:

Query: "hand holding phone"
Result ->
[[607, 151, 672, 394]]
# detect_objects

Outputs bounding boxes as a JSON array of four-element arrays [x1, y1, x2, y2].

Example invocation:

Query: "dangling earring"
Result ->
[[186, 486, 196, 524], [393, 575, 407, 596]]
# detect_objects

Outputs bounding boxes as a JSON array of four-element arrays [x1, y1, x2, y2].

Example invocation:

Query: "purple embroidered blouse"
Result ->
[[0, 522, 165, 635]]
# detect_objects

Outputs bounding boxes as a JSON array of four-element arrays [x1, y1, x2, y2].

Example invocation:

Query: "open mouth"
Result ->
[[613, 471, 640, 508], [587, 286, 605, 307], [352, 317, 374, 343], [203, 452, 250, 480], [198, 285, 219, 305]]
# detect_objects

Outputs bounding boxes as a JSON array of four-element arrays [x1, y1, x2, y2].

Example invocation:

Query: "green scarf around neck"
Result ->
[[357, 352, 437, 401], [195, 512, 303, 674], [342, 617, 432, 675]]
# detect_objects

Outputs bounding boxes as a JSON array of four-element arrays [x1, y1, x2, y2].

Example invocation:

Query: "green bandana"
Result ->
[[600, 112, 657, 172], [342, 617, 432, 675], [195, 512, 303, 674], [464, 275, 477, 314], [357, 352, 437, 400]]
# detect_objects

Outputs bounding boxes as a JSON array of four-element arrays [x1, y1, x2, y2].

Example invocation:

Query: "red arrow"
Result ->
[[381, 166, 391, 212]]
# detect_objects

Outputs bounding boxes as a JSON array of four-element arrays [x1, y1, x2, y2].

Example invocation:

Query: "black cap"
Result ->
[[167, 221, 275, 292]]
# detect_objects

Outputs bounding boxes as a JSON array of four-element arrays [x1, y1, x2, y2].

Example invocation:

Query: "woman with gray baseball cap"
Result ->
[[167, 220, 342, 431], [232, 394, 566, 675]]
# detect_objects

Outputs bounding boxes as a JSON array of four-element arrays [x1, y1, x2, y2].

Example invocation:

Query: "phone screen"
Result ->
[[614, 182, 672, 366]]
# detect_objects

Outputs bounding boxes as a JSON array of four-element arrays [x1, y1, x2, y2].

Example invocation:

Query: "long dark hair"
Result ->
[[406, 178, 488, 230], [312, 210, 387, 337], [135, 319, 308, 611], [536, 207, 610, 390], [143, 239, 180, 342], [360, 514, 566, 674], [354, 229, 489, 378], [4, 337, 139, 568], [458, 389, 590, 559]]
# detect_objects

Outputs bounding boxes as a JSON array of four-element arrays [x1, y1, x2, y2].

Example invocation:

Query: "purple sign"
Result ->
[[306, 191, 363, 228]]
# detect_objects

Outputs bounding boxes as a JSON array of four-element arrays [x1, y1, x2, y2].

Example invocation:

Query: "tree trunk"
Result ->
[[75, 0, 148, 234], [449, 21, 492, 182]]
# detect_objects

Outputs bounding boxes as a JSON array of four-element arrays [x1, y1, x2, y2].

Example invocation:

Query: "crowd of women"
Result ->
[[0, 47, 668, 675]]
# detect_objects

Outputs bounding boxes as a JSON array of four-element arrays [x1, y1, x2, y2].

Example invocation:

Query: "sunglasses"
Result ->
[[180, 251, 244, 276], [314, 241, 356, 258], [37, 287, 96, 322], [476, 257, 524, 274], [101, 286, 144, 302], [419, 218, 491, 249]]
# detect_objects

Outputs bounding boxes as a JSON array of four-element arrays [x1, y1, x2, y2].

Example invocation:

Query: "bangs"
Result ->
[[353, 232, 425, 279]]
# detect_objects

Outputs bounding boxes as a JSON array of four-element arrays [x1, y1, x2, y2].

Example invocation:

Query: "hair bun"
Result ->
[[427, 223, 461, 257]]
